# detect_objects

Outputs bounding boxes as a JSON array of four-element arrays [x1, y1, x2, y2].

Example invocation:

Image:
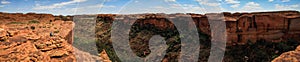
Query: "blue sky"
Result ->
[[0, 0, 299, 15]]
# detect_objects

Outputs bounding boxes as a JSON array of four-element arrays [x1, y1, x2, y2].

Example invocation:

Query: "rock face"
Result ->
[[73, 47, 110, 62], [273, 45, 300, 62], [96, 11, 300, 46], [95, 11, 300, 61], [226, 11, 300, 45], [1, 11, 300, 61], [0, 19, 75, 61]]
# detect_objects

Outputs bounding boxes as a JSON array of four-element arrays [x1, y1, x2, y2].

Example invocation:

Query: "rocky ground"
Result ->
[[0, 13, 110, 62], [0, 20, 76, 61]]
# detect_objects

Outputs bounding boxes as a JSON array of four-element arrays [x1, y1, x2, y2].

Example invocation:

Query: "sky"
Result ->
[[0, 0, 299, 15]]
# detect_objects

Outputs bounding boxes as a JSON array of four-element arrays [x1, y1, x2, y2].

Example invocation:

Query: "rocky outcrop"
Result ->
[[84, 11, 300, 62], [0, 12, 73, 25], [0, 21, 75, 62], [73, 47, 111, 62], [96, 11, 300, 46], [1, 11, 300, 61], [272, 45, 300, 62], [226, 11, 300, 45]]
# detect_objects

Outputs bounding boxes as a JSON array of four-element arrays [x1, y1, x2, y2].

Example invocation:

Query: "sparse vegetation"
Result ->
[[59, 15, 69, 21], [29, 20, 40, 24], [8, 22, 25, 24], [224, 39, 300, 62]]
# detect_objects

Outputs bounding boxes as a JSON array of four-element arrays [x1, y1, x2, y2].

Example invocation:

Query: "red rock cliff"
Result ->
[[96, 11, 300, 46]]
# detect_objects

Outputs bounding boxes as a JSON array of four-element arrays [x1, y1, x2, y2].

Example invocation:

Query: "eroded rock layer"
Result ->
[[94, 11, 300, 61], [96, 11, 300, 46], [272, 45, 300, 62], [1, 11, 300, 61], [0, 20, 75, 62]]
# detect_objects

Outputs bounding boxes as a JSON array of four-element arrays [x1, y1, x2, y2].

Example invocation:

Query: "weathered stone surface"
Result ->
[[273, 45, 300, 62], [0, 20, 76, 62], [96, 11, 300, 46], [0, 28, 7, 42], [1, 11, 300, 61], [94, 11, 300, 61], [289, 18, 300, 31], [73, 47, 108, 62], [219, 11, 300, 45]]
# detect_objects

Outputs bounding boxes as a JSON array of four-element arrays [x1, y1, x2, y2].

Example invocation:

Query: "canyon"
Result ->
[[0, 11, 300, 61], [96, 11, 300, 46]]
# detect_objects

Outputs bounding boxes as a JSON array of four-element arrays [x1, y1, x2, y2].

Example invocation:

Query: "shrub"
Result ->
[[29, 20, 40, 24], [8, 22, 24, 24]]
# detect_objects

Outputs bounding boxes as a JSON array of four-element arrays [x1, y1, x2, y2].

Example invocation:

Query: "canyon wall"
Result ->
[[1, 11, 300, 61], [94, 11, 300, 61], [96, 11, 300, 46]]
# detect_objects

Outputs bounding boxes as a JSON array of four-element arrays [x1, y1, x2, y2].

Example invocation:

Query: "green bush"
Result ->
[[8, 22, 24, 24], [29, 20, 40, 24]]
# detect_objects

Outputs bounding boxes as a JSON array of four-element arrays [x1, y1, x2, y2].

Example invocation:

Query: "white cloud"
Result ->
[[165, 0, 176, 2], [33, 0, 87, 10], [225, 0, 239, 4], [122, 3, 207, 14], [195, 0, 221, 6], [183, 5, 206, 13], [86, 4, 115, 8], [32, 3, 116, 15], [281, 0, 290, 2], [170, 4, 223, 13], [240, 2, 262, 11], [175, 4, 205, 13], [1, 0, 10, 5], [70, 4, 116, 14], [275, 4, 299, 10], [268, 0, 274, 2], [230, 4, 240, 8], [224, 0, 240, 8]]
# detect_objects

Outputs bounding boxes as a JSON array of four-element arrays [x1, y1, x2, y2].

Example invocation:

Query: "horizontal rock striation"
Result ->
[[96, 11, 300, 46], [1, 11, 300, 61]]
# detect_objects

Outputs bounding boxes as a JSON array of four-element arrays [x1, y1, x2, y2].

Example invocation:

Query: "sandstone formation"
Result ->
[[73, 47, 110, 62], [1, 11, 300, 61], [95, 11, 300, 61], [272, 45, 300, 62], [0, 12, 73, 25], [96, 11, 300, 46], [0, 15, 76, 61], [225, 11, 300, 45]]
